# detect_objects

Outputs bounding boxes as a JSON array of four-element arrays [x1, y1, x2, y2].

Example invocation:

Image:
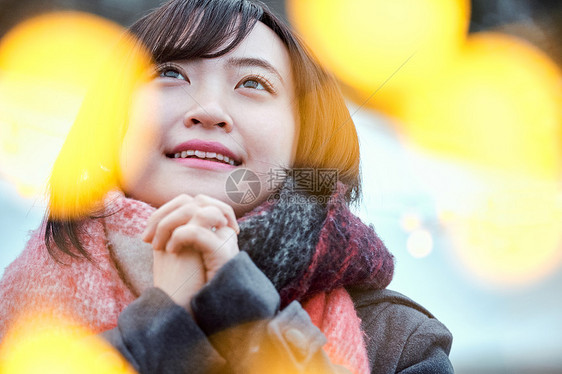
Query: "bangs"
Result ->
[[129, 0, 263, 63]]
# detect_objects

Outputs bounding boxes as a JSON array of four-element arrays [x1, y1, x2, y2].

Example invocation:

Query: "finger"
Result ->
[[151, 203, 199, 251], [165, 224, 217, 254], [203, 227, 239, 280], [153, 205, 228, 251], [212, 226, 240, 257], [143, 194, 193, 242], [193, 194, 240, 234], [166, 225, 239, 279], [188, 206, 228, 232]]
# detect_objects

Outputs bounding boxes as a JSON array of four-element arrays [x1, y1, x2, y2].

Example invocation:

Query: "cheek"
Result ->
[[248, 105, 298, 167], [118, 90, 164, 190], [278, 110, 298, 165]]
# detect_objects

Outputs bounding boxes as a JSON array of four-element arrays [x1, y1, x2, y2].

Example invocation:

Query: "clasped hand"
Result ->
[[142, 194, 240, 312]]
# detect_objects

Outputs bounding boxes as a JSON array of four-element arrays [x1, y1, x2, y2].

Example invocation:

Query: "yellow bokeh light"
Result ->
[[0, 12, 126, 90], [0, 312, 136, 373], [396, 32, 562, 181], [445, 178, 562, 288], [287, 0, 470, 112], [0, 12, 149, 202], [47, 36, 152, 219], [0, 12, 152, 217]]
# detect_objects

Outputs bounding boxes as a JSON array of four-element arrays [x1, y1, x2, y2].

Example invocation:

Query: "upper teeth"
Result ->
[[173, 150, 236, 165]]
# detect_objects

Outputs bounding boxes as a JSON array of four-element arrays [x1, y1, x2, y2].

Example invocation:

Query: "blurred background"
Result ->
[[0, 0, 561, 373]]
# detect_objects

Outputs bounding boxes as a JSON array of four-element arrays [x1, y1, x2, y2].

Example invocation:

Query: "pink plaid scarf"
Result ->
[[0, 189, 394, 373]]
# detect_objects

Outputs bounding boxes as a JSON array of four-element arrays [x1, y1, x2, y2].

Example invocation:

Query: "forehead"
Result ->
[[224, 22, 293, 80]]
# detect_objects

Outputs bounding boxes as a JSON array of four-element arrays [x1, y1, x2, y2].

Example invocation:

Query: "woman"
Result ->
[[0, 0, 453, 373]]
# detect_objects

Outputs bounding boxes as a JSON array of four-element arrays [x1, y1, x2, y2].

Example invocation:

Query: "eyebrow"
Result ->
[[227, 57, 285, 85]]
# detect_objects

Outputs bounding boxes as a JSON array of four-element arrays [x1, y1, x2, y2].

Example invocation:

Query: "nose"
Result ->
[[183, 94, 233, 133]]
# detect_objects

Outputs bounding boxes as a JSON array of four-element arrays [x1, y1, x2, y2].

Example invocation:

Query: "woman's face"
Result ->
[[119, 22, 297, 216]]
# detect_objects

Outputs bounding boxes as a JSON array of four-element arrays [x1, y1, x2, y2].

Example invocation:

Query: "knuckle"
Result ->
[[177, 224, 196, 237], [193, 206, 220, 222], [222, 203, 235, 216], [158, 214, 173, 229], [204, 205, 222, 217], [153, 222, 167, 239], [192, 208, 209, 221], [168, 226, 195, 251], [185, 225, 205, 241], [177, 194, 192, 204], [178, 204, 194, 217]]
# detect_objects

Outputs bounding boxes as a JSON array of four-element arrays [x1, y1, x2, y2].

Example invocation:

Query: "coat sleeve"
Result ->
[[100, 287, 226, 374], [190, 251, 351, 374], [348, 288, 454, 374], [101, 252, 351, 374]]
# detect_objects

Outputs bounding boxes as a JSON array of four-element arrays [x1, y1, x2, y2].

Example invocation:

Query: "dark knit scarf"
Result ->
[[238, 179, 394, 307]]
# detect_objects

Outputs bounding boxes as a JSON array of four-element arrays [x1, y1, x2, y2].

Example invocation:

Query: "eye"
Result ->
[[236, 75, 275, 93], [155, 64, 188, 82], [239, 79, 265, 90], [161, 69, 186, 80]]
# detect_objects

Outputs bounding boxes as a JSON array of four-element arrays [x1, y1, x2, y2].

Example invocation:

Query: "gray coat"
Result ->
[[350, 288, 454, 373], [102, 252, 453, 373]]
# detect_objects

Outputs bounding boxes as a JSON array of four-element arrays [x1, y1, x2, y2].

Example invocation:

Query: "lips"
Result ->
[[167, 139, 242, 166]]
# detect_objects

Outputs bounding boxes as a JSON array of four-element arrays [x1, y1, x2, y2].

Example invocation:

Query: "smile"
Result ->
[[167, 139, 242, 167], [171, 150, 237, 165]]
